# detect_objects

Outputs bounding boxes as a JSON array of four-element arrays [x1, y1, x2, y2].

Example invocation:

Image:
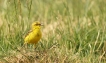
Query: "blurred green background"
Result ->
[[0, 0, 106, 63]]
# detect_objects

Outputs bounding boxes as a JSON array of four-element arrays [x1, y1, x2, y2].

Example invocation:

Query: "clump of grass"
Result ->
[[0, 0, 106, 63]]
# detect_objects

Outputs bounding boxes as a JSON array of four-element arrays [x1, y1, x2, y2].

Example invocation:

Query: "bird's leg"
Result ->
[[34, 43, 37, 50]]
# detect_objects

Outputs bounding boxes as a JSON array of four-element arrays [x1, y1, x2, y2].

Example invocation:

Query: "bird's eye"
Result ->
[[35, 24, 41, 26]]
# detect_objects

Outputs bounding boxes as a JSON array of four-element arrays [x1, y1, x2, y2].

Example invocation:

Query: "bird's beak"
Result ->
[[40, 23, 44, 26]]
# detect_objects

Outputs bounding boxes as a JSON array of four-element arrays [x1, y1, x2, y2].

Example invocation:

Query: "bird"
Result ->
[[24, 21, 43, 46]]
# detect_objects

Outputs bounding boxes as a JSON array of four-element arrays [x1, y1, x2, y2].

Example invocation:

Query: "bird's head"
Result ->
[[31, 21, 43, 30]]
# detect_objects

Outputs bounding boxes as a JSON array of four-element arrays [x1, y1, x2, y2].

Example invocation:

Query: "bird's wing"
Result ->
[[24, 30, 33, 38]]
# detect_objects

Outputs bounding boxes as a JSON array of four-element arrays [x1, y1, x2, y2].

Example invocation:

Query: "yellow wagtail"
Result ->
[[24, 21, 43, 45]]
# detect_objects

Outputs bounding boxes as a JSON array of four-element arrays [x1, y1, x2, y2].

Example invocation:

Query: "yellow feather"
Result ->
[[24, 21, 42, 45]]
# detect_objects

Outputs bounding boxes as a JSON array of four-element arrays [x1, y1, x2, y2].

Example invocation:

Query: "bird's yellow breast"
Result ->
[[24, 29, 42, 44]]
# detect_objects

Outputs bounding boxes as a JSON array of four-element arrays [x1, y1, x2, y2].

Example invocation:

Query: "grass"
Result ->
[[0, 0, 106, 63]]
